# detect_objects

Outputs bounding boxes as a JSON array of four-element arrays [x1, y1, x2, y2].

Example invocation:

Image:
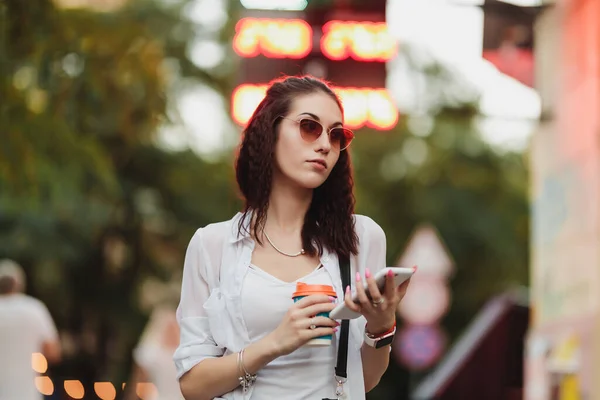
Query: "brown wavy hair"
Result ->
[[235, 75, 359, 260]]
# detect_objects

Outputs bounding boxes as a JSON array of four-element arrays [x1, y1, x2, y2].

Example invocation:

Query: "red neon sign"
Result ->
[[233, 17, 312, 59], [321, 21, 397, 62], [231, 84, 398, 130], [233, 18, 397, 61]]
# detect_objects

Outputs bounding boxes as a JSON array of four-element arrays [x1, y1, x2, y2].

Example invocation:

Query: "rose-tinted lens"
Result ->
[[329, 128, 344, 148], [330, 128, 354, 150], [298, 119, 323, 142]]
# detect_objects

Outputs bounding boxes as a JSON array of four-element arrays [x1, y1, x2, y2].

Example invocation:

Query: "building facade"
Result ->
[[527, 0, 600, 398]]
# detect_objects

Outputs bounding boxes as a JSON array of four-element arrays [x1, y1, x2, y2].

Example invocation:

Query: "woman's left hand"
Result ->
[[343, 268, 411, 334]]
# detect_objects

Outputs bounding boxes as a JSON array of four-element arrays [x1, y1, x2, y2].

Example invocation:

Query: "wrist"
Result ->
[[260, 333, 284, 358], [365, 319, 397, 337], [244, 336, 281, 375]]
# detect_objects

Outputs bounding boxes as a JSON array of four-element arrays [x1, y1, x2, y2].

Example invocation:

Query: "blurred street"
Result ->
[[1, 0, 598, 399]]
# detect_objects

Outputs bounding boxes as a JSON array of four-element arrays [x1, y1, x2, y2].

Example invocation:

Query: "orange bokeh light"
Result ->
[[233, 17, 312, 59], [31, 370, 161, 400], [32, 352, 48, 374], [94, 382, 117, 400], [321, 21, 397, 62], [64, 380, 85, 399], [35, 376, 54, 396], [231, 84, 398, 130]]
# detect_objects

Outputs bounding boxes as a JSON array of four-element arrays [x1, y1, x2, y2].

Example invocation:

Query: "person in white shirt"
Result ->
[[174, 75, 411, 400], [0, 259, 61, 400], [125, 305, 185, 400]]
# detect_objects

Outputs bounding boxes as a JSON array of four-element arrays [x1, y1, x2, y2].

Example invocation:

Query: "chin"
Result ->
[[295, 176, 329, 190]]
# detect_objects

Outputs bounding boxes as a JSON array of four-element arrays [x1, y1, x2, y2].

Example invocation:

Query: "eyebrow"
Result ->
[[298, 112, 343, 128]]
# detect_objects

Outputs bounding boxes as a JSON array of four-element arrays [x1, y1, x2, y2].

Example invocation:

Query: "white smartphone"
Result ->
[[329, 267, 415, 320]]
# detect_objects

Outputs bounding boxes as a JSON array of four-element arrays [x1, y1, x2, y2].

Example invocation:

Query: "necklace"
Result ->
[[264, 231, 305, 257]]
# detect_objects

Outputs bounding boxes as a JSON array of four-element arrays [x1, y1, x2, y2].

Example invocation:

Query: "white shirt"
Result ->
[[134, 343, 185, 400], [173, 212, 387, 400], [242, 264, 336, 399], [0, 294, 59, 400]]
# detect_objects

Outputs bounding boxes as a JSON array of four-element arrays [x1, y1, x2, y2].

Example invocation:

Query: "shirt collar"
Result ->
[[229, 211, 252, 243]]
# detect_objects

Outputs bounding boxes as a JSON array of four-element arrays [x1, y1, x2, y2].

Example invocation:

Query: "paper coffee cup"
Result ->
[[292, 282, 337, 346]]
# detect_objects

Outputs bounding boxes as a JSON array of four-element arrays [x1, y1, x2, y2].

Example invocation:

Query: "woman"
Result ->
[[173, 76, 410, 400]]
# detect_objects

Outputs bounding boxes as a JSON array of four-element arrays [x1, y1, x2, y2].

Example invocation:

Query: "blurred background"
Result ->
[[0, 0, 596, 399]]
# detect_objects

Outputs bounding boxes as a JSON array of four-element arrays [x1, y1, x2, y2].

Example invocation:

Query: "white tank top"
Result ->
[[241, 264, 337, 399]]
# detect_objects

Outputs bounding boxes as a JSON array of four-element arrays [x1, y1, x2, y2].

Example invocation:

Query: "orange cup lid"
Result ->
[[292, 282, 337, 298]]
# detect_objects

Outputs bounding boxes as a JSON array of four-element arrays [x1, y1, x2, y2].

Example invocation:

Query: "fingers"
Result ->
[[365, 268, 384, 303], [306, 315, 338, 328], [396, 279, 411, 299], [300, 317, 337, 343], [294, 294, 334, 308], [383, 268, 396, 300], [343, 285, 361, 313], [305, 326, 336, 339], [354, 271, 372, 310], [300, 301, 336, 319]]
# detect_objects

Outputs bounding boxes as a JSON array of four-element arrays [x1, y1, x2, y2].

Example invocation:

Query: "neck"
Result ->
[[265, 174, 313, 235]]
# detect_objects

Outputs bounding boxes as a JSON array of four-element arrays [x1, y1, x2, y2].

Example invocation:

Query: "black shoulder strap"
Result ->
[[335, 254, 351, 380]]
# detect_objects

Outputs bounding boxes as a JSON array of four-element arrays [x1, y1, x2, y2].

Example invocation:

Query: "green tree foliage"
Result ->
[[0, 0, 528, 397], [1, 0, 241, 387]]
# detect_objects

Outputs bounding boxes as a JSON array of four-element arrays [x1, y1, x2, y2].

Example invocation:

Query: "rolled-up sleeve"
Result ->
[[173, 228, 225, 379]]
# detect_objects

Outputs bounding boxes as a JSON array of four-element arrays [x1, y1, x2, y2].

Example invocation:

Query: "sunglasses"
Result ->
[[280, 117, 354, 151]]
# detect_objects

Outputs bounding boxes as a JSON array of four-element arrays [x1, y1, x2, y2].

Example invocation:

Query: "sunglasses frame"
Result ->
[[278, 116, 354, 151]]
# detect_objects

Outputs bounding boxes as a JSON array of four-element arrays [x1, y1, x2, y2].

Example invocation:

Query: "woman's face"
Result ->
[[274, 92, 344, 190]]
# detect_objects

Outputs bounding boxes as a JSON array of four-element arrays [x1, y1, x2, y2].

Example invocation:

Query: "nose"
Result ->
[[315, 129, 332, 154]]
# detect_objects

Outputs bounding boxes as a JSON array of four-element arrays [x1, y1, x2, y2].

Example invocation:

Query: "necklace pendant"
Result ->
[[264, 231, 305, 258]]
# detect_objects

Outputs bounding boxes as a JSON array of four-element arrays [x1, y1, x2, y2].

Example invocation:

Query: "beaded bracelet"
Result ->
[[237, 349, 257, 393]]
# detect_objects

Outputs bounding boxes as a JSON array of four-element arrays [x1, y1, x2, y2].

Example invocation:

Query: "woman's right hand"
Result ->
[[268, 295, 338, 356]]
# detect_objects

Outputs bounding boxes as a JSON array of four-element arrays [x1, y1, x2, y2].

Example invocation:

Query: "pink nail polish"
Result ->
[[365, 268, 371, 278], [387, 269, 394, 277], [355, 272, 361, 282], [329, 296, 336, 303], [333, 327, 338, 333], [345, 286, 350, 294]]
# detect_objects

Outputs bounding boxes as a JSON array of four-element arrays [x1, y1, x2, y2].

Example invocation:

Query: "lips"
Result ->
[[308, 159, 327, 169]]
